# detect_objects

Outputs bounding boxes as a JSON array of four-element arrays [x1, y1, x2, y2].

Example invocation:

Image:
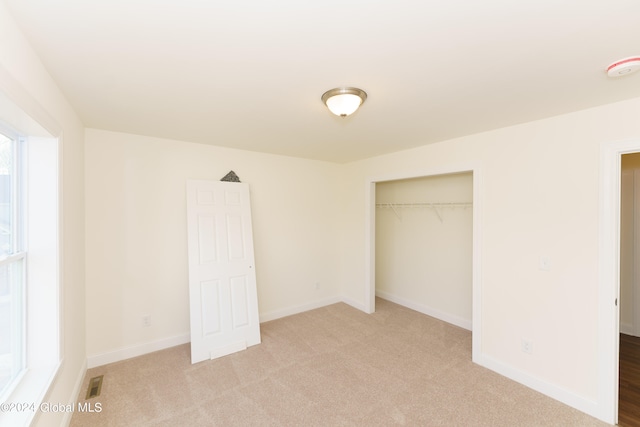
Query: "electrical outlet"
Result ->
[[521, 338, 533, 354], [142, 315, 151, 328]]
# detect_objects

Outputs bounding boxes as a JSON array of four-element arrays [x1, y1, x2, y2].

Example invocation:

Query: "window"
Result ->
[[0, 89, 60, 426], [0, 129, 25, 398]]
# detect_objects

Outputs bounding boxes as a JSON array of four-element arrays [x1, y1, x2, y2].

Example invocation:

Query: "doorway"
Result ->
[[364, 163, 482, 362], [618, 153, 640, 426], [620, 154, 640, 337], [599, 139, 640, 425]]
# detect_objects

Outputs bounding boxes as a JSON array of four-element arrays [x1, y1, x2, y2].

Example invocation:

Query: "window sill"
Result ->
[[0, 362, 60, 427]]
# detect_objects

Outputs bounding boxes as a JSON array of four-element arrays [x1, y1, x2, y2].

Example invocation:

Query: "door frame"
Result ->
[[620, 167, 640, 337], [599, 138, 640, 424], [364, 162, 482, 363], [632, 169, 640, 336]]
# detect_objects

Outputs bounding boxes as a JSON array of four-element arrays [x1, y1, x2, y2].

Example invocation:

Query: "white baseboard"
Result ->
[[81, 295, 609, 424], [476, 353, 601, 422], [61, 358, 88, 427], [375, 290, 472, 331], [341, 296, 367, 312], [620, 321, 635, 336], [87, 334, 190, 369], [86, 297, 351, 368], [259, 296, 342, 323]]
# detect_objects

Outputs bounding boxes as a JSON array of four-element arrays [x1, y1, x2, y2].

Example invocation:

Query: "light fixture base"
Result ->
[[321, 87, 367, 117]]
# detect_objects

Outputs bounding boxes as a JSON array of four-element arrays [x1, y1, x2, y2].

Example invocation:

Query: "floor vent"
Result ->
[[85, 375, 104, 399]]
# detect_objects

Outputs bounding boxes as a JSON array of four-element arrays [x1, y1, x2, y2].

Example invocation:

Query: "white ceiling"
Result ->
[[5, 0, 640, 163]]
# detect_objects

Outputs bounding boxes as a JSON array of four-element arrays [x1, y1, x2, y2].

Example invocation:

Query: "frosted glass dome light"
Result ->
[[321, 87, 367, 117]]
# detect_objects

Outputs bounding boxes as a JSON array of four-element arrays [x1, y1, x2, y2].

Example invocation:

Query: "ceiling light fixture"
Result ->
[[321, 87, 367, 117], [606, 56, 640, 77]]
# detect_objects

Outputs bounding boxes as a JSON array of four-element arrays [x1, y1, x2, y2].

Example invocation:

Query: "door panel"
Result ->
[[200, 280, 221, 336], [226, 214, 245, 260], [230, 276, 249, 327], [187, 180, 261, 364], [197, 215, 217, 264]]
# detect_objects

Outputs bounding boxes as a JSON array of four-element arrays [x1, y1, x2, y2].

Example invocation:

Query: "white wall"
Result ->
[[84, 129, 344, 364], [375, 173, 473, 328], [339, 96, 640, 420], [0, 2, 86, 426]]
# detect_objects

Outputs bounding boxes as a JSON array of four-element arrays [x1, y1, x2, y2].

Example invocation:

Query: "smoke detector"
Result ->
[[607, 56, 640, 77]]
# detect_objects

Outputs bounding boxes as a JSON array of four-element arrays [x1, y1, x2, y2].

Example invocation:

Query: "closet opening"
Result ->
[[619, 153, 640, 426], [364, 165, 482, 362]]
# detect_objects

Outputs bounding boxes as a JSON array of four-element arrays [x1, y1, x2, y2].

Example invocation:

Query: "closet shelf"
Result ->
[[376, 202, 472, 222], [375, 202, 472, 208]]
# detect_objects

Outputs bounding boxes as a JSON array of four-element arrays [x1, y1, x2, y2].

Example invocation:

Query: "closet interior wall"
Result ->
[[375, 172, 473, 329]]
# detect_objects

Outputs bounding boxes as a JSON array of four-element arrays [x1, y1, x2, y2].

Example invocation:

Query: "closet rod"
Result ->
[[376, 202, 472, 222], [375, 202, 472, 208]]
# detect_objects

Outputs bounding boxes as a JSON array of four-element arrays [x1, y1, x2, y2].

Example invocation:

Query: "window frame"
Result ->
[[0, 126, 27, 400], [0, 101, 61, 426]]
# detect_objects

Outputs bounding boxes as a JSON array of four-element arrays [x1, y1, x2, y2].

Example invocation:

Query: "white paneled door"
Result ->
[[186, 180, 261, 364]]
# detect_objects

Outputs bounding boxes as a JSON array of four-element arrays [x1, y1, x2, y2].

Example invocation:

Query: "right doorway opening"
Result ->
[[619, 153, 640, 426]]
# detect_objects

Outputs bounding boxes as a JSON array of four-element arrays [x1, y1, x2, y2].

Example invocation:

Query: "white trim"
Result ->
[[0, 251, 26, 266], [86, 334, 190, 369], [471, 165, 483, 363], [259, 296, 342, 323], [87, 296, 353, 368], [0, 362, 60, 427], [634, 170, 640, 336], [364, 162, 482, 362], [477, 353, 600, 420], [341, 295, 366, 312], [364, 181, 376, 314], [598, 138, 640, 425], [0, 68, 64, 426], [60, 358, 88, 427], [620, 321, 635, 336], [56, 131, 65, 372], [376, 291, 472, 330], [0, 66, 61, 137]]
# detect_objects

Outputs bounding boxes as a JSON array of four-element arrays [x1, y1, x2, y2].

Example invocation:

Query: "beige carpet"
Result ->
[[71, 299, 608, 426]]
